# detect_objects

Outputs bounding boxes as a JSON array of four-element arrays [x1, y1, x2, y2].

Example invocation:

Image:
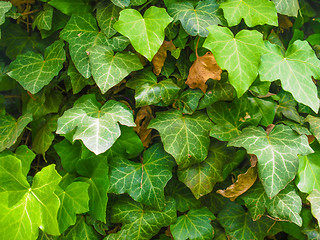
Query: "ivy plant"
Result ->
[[1, 0, 320, 239]]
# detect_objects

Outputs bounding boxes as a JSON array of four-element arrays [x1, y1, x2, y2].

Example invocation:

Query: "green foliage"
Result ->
[[1, 0, 320, 239]]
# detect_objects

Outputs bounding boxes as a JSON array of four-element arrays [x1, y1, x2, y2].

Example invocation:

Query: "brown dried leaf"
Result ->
[[279, 14, 293, 30], [152, 40, 176, 75], [217, 155, 258, 201], [186, 52, 222, 93], [134, 106, 154, 148]]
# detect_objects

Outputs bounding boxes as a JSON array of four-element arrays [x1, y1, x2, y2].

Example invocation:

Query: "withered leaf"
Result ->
[[186, 51, 222, 93], [217, 155, 258, 201], [134, 106, 154, 148], [278, 14, 293, 31], [152, 40, 176, 76]]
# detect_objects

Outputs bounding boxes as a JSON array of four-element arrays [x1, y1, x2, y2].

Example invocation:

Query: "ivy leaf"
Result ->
[[306, 115, 320, 143], [204, 26, 265, 97], [259, 40, 320, 113], [63, 216, 100, 240], [218, 202, 281, 240], [111, 0, 130, 8], [109, 143, 175, 210], [0, 113, 33, 152], [113, 7, 173, 61], [67, 61, 94, 94], [228, 124, 313, 198], [56, 182, 90, 233], [0, 1, 11, 38], [170, 207, 215, 240], [127, 69, 180, 107], [87, 44, 143, 94], [177, 89, 204, 115], [307, 190, 320, 228], [106, 196, 176, 240], [149, 109, 213, 169], [32, 4, 53, 31], [56, 94, 135, 155], [60, 14, 107, 78], [7, 40, 66, 94], [272, 0, 300, 17], [48, 0, 92, 15], [96, 1, 121, 38], [220, 0, 278, 27], [249, 97, 276, 127], [276, 90, 301, 123], [296, 141, 320, 194], [0, 162, 62, 239], [167, 0, 222, 37]]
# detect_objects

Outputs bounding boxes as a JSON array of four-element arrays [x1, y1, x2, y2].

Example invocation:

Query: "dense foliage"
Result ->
[[1, 0, 320, 239]]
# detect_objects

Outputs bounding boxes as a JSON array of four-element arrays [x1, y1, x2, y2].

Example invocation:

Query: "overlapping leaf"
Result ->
[[170, 208, 215, 240], [96, 1, 121, 38], [272, 0, 300, 17], [149, 109, 213, 168], [63, 216, 100, 240], [167, 0, 222, 37], [67, 61, 94, 94], [177, 89, 204, 115], [32, 4, 53, 31], [7, 40, 65, 94], [88, 44, 143, 94], [229, 124, 313, 198], [307, 190, 320, 227], [306, 115, 320, 143], [56, 94, 135, 155], [259, 40, 320, 113], [109, 143, 175, 210], [113, 7, 173, 61], [203, 26, 265, 97], [0, 1, 11, 38], [220, 0, 278, 27], [48, 0, 92, 15]]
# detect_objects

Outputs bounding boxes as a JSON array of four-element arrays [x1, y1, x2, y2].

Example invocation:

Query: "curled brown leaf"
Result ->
[[134, 106, 154, 148], [152, 40, 176, 75]]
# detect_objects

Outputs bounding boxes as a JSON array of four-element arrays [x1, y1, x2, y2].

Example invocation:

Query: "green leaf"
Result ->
[[87, 44, 143, 94], [14, 145, 36, 177], [276, 90, 301, 123], [0, 163, 62, 239], [113, 7, 173, 61], [96, 1, 121, 38], [272, 0, 300, 17], [207, 96, 261, 141], [228, 124, 313, 198], [249, 97, 276, 127], [127, 69, 180, 107], [63, 216, 100, 240], [111, 0, 130, 8], [203, 26, 265, 97], [32, 4, 53, 31], [218, 202, 281, 240], [296, 141, 320, 194], [106, 196, 176, 240], [307, 190, 320, 227], [76, 153, 109, 223], [109, 143, 175, 210], [0, 113, 33, 152], [303, 226, 320, 240], [149, 109, 213, 168], [7, 40, 66, 94], [60, 14, 108, 78], [259, 40, 320, 113], [167, 0, 222, 37], [48, 0, 92, 15], [56, 94, 135, 155], [56, 182, 90, 233], [306, 115, 320, 143], [67, 61, 94, 94], [170, 207, 215, 240], [220, 0, 278, 27], [0, 1, 12, 37], [177, 89, 204, 115]]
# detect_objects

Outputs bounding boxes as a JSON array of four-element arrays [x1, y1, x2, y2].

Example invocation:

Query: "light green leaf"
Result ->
[[207, 96, 261, 141], [106, 196, 176, 240], [126, 69, 180, 107], [149, 109, 213, 168], [7, 40, 66, 94], [131, 0, 147, 6], [32, 4, 53, 31], [96, 1, 121, 38], [63, 216, 100, 240], [296, 141, 320, 194], [88, 44, 143, 94], [48, 0, 92, 15], [0, 113, 33, 152], [259, 40, 320, 113], [228, 124, 313, 198], [67, 61, 94, 94], [249, 97, 276, 127], [60, 14, 108, 78], [306, 115, 320, 143], [272, 0, 300, 17], [204, 26, 265, 97], [218, 202, 281, 240], [171, 207, 215, 240], [0, 164, 62, 239], [109, 143, 175, 210], [220, 0, 278, 27], [56, 94, 135, 155], [14, 145, 36, 177], [56, 182, 90, 233], [167, 0, 222, 37], [113, 7, 173, 61], [307, 190, 320, 228]]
